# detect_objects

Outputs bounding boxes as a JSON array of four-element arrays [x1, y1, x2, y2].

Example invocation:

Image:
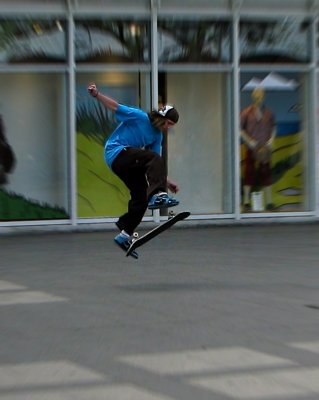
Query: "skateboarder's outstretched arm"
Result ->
[[87, 83, 118, 112]]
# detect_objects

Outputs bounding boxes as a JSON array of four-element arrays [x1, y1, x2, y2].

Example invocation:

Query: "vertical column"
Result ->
[[67, 3, 77, 225], [151, 0, 159, 109], [151, 0, 160, 223], [232, 0, 242, 219], [310, 7, 319, 214]]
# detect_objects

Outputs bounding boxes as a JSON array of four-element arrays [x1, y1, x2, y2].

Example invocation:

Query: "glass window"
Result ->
[[76, 72, 151, 218], [240, 18, 311, 63], [240, 71, 309, 213], [158, 19, 231, 63], [162, 72, 233, 214], [0, 72, 69, 221], [0, 17, 67, 64], [74, 19, 150, 63]]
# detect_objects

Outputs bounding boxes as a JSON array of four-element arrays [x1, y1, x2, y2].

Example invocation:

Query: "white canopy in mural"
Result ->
[[243, 72, 298, 91]]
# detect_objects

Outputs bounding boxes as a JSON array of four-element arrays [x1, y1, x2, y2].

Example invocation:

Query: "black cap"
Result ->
[[158, 105, 179, 123]]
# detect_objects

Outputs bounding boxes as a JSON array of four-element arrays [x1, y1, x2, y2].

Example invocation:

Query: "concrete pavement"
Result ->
[[1, 223, 319, 399]]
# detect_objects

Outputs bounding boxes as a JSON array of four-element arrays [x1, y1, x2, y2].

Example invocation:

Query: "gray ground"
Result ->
[[1, 223, 319, 399]]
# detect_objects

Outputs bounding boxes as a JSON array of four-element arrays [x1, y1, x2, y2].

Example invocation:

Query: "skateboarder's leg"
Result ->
[[112, 147, 178, 229], [143, 152, 167, 198], [134, 149, 179, 208], [114, 184, 144, 259], [112, 148, 150, 235], [113, 186, 144, 258], [117, 175, 149, 236]]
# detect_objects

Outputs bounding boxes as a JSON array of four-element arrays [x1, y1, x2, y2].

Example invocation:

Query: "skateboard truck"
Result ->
[[168, 210, 175, 219]]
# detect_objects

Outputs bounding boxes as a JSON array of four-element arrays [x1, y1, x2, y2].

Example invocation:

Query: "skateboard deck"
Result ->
[[126, 211, 190, 257]]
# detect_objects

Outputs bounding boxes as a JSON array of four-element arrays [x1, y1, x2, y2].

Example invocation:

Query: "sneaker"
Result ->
[[148, 192, 179, 210], [114, 231, 138, 259]]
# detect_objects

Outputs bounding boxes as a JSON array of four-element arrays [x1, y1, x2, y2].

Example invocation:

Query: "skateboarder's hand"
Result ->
[[167, 178, 179, 193], [88, 83, 98, 97]]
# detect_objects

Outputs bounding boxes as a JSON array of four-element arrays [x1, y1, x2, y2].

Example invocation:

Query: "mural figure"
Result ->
[[240, 87, 276, 211], [0, 115, 16, 185]]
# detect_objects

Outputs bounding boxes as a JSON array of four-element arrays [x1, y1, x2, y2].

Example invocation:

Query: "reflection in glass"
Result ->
[[240, 18, 310, 63], [164, 72, 232, 214], [76, 73, 151, 218], [75, 20, 150, 63], [240, 72, 307, 212], [0, 18, 67, 63], [158, 19, 231, 63], [0, 73, 69, 220]]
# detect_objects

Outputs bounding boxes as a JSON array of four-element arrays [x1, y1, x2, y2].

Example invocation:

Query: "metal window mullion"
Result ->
[[151, 0, 158, 109], [310, 14, 318, 215], [158, 64, 233, 73], [232, 8, 241, 220], [150, 0, 160, 223], [75, 64, 152, 73], [67, 10, 77, 226]]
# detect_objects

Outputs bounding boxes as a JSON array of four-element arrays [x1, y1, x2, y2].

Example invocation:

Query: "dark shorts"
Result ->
[[243, 148, 272, 187]]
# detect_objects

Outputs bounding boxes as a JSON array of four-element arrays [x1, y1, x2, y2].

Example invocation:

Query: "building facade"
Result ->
[[0, 0, 319, 228]]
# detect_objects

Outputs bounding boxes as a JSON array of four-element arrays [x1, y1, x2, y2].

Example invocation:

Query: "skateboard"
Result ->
[[126, 211, 190, 257]]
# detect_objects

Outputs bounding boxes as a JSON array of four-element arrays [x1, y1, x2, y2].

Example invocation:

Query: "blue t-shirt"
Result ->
[[104, 104, 163, 169]]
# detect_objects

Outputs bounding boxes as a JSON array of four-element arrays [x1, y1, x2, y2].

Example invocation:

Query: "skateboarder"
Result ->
[[87, 83, 180, 258]]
